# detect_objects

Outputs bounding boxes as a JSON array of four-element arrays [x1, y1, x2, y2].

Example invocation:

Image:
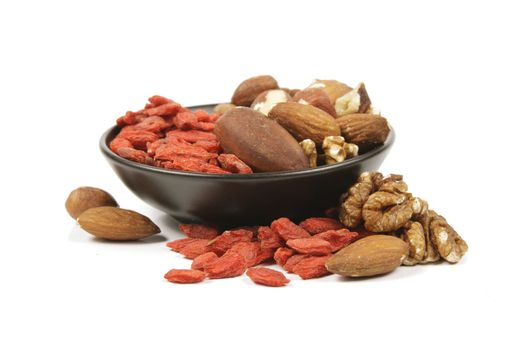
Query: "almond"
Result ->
[[65, 187, 118, 219], [292, 88, 337, 117], [251, 89, 291, 116], [336, 113, 389, 150], [214, 107, 309, 172], [307, 79, 352, 105], [268, 102, 340, 146], [213, 103, 236, 115], [231, 75, 279, 106], [77, 207, 160, 241], [325, 235, 408, 277], [335, 82, 371, 116]]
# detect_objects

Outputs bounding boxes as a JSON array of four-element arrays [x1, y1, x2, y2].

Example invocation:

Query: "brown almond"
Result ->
[[231, 75, 279, 106], [214, 107, 309, 172], [78, 207, 160, 241], [292, 88, 337, 117], [325, 235, 408, 277], [307, 79, 352, 105], [268, 102, 340, 146], [65, 187, 118, 219], [336, 113, 389, 150]]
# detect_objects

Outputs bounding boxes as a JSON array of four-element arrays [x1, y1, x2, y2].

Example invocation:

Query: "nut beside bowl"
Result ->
[[100, 104, 395, 227]]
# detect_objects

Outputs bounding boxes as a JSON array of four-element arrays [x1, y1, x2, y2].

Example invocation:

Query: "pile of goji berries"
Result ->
[[110, 95, 253, 174], [164, 216, 369, 287]]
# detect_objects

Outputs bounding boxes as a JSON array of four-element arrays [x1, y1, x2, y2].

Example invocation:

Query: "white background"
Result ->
[[1, 1, 523, 349]]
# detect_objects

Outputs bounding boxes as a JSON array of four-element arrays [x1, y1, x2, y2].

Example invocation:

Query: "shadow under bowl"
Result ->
[[100, 104, 395, 227]]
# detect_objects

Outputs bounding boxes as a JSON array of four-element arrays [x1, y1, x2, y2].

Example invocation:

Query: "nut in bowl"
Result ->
[[100, 76, 395, 226]]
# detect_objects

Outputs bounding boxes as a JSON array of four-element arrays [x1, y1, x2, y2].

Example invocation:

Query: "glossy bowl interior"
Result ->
[[100, 104, 395, 227]]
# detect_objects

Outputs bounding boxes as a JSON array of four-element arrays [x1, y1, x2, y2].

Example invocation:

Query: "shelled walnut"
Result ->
[[339, 171, 468, 264]]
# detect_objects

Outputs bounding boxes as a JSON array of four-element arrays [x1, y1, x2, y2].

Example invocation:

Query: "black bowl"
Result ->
[[100, 104, 395, 227]]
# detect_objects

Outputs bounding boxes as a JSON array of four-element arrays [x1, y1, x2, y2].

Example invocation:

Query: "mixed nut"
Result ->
[[64, 75, 467, 287], [109, 75, 390, 173]]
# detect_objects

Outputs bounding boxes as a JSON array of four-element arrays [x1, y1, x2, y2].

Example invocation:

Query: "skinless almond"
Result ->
[[251, 89, 291, 116], [268, 102, 341, 146], [77, 206, 161, 241]]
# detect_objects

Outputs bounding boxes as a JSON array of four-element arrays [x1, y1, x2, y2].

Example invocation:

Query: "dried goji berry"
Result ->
[[274, 247, 294, 267], [191, 252, 219, 270], [179, 224, 219, 239], [286, 237, 333, 255], [166, 129, 217, 143], [116, 147, 155, 165], [207, 229, 254, 255], [166, 238, 200, 252], [283, 254, 309, 273], [299, 217, 344, 234], [292, 255, 332, 279], [253, 247, 275, 265], [118, 127, 159, 150], [271, 218, 311, 241], [193, 110, 220, 123], [109, 137, 133, 153], [227, 241, 260, 267], [257, 226, 283, 249], [134, 116, 171, 133], [148, 95, 174, 106], [314, 229, 359, 252], [174, 111, 199, 130], [164, 269, 206, 284], [143, 102, 181, 116], [193, 140, 221, 153], [154, 142, 217, 162], [179, 239, 210, 259], [217, 154, 253, 174], [117, 111, 143, 127], [246, 267, 290, 287], [204, 251, 247, 279]]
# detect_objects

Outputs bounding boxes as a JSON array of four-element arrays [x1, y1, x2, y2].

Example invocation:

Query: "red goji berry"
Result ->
[[286, 238, 332, 256], [116, 147, 155, 165], [207, 229, 254, 256], [246, 267, 290, 287], [166, 238, 200, 252], [299, 217, 344, 234], [227, 241, 260, 267], [179, 239, 210, 259], [271, 218, 311, 241], [204, 251, 247, 279], [292, 255, 332, 280], [109, 137, 133, 153], [253, 247, 276, 266], [164, 269, 205, 284], [143, 102, 181, 116], [314, 229, 359, 252], [166, 130, 217, 143], [191, 252, 219, 271], [148, 95, 174, 106], [274, 247, 294, 267], [283, 254, 309, 273], [178, 224, 219, 239], [257, 226, 283, 249], [118, 127, 159, 150], [217, 154, 253, 174], [134, 116, 171, 133]]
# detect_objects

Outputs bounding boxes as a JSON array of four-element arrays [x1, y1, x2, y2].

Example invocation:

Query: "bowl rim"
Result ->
[[100, 103, 395, 179]]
